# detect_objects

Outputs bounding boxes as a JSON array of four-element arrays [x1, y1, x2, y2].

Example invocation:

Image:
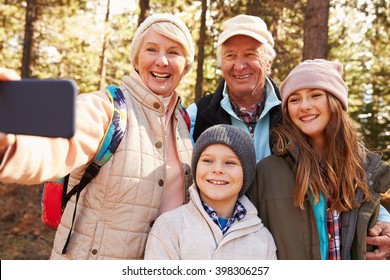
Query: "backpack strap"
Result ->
[[178, 104, 190, 132], [62, 85, 127, 254]]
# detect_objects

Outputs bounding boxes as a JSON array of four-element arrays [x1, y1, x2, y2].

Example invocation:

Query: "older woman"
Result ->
[[0, 13, 194, 259]]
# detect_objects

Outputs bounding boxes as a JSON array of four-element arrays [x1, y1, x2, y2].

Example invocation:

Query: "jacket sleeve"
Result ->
[[373, 159, 390, 213], [378, 205, 390, 223], [144, 215, 180, 260], [365, 151, 390, 212], [0, 91, 112, 184]]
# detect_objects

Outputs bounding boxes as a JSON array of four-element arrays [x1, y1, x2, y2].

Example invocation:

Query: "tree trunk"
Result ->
[[98, 0, 111, 89], [302, 0, 329, 60], [195, 0, 207, 101], [21, 0, 38, 78], [246, 0, 262, 15], [138, 0, 150, 26]]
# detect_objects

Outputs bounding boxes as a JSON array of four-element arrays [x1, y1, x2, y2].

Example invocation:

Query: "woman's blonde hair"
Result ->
[[273, 93, 371, 212], [130, 16, 194, 74]]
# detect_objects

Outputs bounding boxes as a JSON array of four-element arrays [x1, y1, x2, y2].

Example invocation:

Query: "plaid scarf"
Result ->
[[320, 165, 342, 260], [201, 200, 247, 235], [327, 199, 342, 260]]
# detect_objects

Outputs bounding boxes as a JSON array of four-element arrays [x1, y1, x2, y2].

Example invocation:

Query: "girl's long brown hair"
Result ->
[[273, 93, 371, 212]]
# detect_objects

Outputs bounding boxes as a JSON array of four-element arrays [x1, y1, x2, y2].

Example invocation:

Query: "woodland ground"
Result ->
[[0, 183, 55, 260]]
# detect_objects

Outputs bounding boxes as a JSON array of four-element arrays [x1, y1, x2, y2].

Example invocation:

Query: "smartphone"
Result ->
[[0, 79, 77, 138]]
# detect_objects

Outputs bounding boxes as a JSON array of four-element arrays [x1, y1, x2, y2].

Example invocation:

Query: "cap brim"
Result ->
[[217, 30, 268, 46]]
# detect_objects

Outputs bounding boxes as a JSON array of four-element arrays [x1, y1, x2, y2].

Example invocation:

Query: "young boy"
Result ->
[[144, 124, 277, 259]]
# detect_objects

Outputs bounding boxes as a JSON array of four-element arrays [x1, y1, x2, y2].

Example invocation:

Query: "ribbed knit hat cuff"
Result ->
[[280, 59, 348, 111]]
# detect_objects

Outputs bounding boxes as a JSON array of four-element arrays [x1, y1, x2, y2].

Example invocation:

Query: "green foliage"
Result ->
[[0, 0, 388, 161], [262, 0, 305, 84], [103, 11, 136, 87], [329, 0, 389, 161], [0, 2, 25, 70]]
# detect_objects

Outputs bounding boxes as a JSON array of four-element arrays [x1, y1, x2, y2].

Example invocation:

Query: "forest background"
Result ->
[[0, 0, 389, 259]]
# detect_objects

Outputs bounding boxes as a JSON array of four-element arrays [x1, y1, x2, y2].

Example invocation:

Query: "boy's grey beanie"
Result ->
[[191, 125, 256, 197]]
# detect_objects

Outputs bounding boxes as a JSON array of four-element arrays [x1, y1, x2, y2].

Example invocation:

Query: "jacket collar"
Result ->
[[122, 72, 180, 114]]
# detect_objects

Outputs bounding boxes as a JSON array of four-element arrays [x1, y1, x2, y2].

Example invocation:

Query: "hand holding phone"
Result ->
[[0, 79, 77, 138]]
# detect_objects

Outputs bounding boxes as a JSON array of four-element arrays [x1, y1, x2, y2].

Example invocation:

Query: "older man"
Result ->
[[187, 14, 390, 260], [188, 15, 281, 163]]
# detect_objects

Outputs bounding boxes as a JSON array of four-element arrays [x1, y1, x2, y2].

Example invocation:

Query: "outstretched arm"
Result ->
[[0, 68, 20, 160]]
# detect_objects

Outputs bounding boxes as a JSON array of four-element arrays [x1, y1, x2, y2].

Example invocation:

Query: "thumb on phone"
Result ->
[[0, 133, 16, 160], [0, 67, 21, 81]]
